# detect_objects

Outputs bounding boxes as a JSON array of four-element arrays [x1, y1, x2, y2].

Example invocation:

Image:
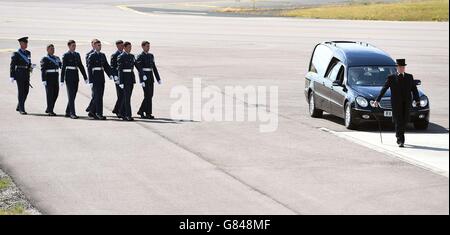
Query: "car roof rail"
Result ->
[[325, 41, 374, 48], [324, 41, 357, 47], [330, 41, 356, 44]]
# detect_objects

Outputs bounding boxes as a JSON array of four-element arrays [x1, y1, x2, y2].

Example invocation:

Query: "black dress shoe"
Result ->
[[137, 111, 145, 119], [88, 112, 99, 120], [85, 107, 90, 112], [399, 143, 405, 148], [126, 117, 134, 121], [16, 106, 19, 112], [19, 111, 27, 115], [70, 115, 79, 119], [96, 114, 107, 120], [45, 110, 49, 114], [48, 112, 56, 116], [65, 113, 71, 118], [146, 115, 155, 119]]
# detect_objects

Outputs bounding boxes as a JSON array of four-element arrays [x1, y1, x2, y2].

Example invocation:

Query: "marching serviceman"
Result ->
[[135, 41, 161, 119], [10, 36, 35, 115], [86, 39, 113, 120], [117, 41, 137, 121], [61, 40, 88, 119], [85, 38, 98, 113], [40, 44, 62, 116], [374, 59, 420, 148], [110, 40, 124, 118]]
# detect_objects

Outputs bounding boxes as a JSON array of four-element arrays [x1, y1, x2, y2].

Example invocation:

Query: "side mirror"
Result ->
[[414, 80, 422, 86], [332, 80, 342, 86]]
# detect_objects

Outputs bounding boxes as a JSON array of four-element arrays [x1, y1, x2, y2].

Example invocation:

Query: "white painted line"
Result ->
[[321, 127, 449, 178], [151, 11, 208, 15], [0, 48, 15, 53], [116, 5, 149, 16]]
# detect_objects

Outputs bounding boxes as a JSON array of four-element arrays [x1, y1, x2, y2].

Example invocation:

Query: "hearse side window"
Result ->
[[324, 57, 340, 78], [327, 64, 341, 81], [309, 45, 333, 77]]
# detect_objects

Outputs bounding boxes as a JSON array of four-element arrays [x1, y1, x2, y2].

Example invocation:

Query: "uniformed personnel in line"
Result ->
[[61, 40, 88, 119], [85, 38, 98, 113], [135, 41, 161, 119], [10, 36, 35, 115], [110, 40, 125, 118], [40, 44, 62, 116], [86, 39, 113, 120], [117, 41, 138, 121], [374, 59, 420, 147]]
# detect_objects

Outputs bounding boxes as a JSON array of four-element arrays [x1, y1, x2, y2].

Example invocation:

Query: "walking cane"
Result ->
[[372, 113, 383, 144]]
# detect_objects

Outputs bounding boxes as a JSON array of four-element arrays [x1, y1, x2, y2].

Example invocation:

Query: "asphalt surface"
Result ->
[[0, 0, 448, 214]]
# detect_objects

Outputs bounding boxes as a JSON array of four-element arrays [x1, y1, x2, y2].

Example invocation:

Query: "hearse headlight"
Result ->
[[356, 96, 369, 108], [420, 96, 428, 107]]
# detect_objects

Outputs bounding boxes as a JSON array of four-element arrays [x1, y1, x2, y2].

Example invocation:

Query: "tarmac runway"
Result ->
[[0, 0, 448, 214]]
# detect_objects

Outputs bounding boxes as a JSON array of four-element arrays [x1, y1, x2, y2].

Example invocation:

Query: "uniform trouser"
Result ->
[[65, 78, 79, 115], [121, 83, 134, 118], [89, 82, 105, 116], [15, 75, 30, 112], [113, 84, 124, 114], [394, 101, 409, 143], [45, 77, 59, 113], [86, 87, 94, 112], [138, 81, 154, 115]]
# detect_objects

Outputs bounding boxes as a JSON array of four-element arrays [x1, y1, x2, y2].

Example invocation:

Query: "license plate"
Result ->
[[384, 111, 392, 117]]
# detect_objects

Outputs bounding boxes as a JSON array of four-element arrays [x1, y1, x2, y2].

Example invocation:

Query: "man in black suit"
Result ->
[[374, 59, 420, 147]]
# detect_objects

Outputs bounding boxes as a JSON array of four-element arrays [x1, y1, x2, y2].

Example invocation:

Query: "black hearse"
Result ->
[[305, 41, 430, 130]]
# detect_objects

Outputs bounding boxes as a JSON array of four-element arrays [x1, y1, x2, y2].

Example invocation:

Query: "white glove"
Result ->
[[109, 75, 114, 80], [143, 75, 148, 81], [114, 76, 119, 81], [60, 82, 64, 87], [119, 84, 124, 89], [42, 81, 47, 87], [85, 79, 89, 84], [115, 80, 120, 85], [9, 77, 15, 83], [31, 64, 36, 69], [141, 82, 145, 87], [88, 83, 93, 88], [157, 80, 162, 85]]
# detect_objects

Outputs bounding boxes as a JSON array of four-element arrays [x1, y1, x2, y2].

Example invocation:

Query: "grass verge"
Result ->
[[281, 0, 449, 21], [217, 0, 449, 21]]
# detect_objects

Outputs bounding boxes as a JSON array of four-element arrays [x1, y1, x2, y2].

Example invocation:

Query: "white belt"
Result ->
[[46, 69, 59, 73], [15, 65, 28, 69], [122, 69, 132, 72], [66, 66, 77, 70], [142, 68, 152, 72], [92, 67, 103, 71]]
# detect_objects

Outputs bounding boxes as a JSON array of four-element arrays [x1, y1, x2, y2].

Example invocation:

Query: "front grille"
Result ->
[[379, 98, 392, 110]]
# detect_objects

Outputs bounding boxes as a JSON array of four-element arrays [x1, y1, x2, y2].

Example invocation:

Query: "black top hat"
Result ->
[[396, 59, 407, 66], [18, 36, 28, 43]]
